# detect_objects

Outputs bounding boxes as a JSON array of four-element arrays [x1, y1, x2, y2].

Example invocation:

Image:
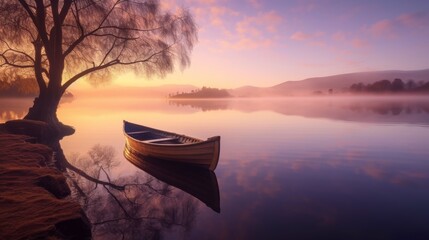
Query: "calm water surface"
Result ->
[[2, 97, 429, 239]]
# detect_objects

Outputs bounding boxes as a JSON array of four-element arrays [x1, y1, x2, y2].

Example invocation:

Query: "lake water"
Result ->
[[2, 96, 429, 239]]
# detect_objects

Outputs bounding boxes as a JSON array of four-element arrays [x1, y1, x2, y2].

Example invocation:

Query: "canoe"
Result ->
[[123, 120, 221, 171], [124, 146, 221, 213]]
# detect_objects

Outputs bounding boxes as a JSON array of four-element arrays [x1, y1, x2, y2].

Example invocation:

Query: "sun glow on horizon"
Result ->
[[68, 0, 429, 91]]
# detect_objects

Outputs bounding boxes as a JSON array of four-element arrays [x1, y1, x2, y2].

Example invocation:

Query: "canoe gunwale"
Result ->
[[124, 120, 217, 147]]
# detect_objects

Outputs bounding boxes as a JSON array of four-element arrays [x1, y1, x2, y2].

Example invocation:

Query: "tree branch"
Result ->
[[62, 45, 171, 92], [100, 38, 118, 65], [0, 40, 35, 63], [0, 51, 34, 69], [61, 59, 116, 91], [63, 0, 122, 58], [64, 158, 125, 191]]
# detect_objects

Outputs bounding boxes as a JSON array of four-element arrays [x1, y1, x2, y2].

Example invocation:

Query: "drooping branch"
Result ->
[[63, 0, 122, 58], [61, 45, 171, 91], [0, 40, 35, 65], [61, 59, 119, 91], [0, 51, 34, 69]]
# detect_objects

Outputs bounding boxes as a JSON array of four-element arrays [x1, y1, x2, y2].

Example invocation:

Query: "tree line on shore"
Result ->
[[349, 79, 429, 93], [0, 77, 73, 98], [169, 87, 231, 98]]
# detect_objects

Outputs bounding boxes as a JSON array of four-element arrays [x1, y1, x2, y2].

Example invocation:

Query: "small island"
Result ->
[[169, 86, 232, 99]]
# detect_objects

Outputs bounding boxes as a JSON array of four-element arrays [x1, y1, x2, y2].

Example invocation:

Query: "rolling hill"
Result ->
[[230, 69, 429, 97]]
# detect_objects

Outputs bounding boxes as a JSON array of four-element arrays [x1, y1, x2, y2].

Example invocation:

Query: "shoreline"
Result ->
[[0, 124, 91, 239]]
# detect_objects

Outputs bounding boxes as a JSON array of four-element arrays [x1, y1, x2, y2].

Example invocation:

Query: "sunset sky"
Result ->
[[77, 0, 429, 90]]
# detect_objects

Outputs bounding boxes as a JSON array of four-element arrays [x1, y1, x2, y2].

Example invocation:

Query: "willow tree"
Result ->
[[0, 0, 197, 136]]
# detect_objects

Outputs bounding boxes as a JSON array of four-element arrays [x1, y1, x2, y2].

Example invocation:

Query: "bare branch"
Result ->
[[62, 59, 118, 91], [63, 0, 122, 58], [0, 39, 35, 63]]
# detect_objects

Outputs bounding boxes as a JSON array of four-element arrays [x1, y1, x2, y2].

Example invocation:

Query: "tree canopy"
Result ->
[[0, 0, 197, 135], [0, 0, 197, 92]]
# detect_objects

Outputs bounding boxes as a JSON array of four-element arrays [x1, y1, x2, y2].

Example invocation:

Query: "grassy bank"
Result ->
[[0, 126, 91, 239]]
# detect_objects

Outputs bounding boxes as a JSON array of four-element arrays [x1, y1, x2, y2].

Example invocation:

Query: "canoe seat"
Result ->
[[128, 131, 150, 135], [144, 137, 178, 143]]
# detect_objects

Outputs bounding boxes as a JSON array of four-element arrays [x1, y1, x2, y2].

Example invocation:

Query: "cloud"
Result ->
[[212, 10, 282, 51], [290, 31, 311, 41], [209, 6, 239, 27], [290, 31, 325, 41], [236, 11, 282, 37], [351, 38, 368, 48], [186, 1, 284, 51], [290, 2, 317, 13], [222, 11, 283, 50], [366, 11, 429, 38], [367, 19, 395, 37], [219, 38, 273, 50], [187, 0, 218, 4], [397, 12, 429, 28], [247, 0, 261, 9], [332, 32, 346, 42]]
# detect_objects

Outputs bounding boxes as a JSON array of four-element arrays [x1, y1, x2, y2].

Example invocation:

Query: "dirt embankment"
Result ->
[[0, 124, 91, 239]]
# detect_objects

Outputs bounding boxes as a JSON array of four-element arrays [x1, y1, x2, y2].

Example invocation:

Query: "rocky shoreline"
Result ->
[[0, 123, 91, 239]]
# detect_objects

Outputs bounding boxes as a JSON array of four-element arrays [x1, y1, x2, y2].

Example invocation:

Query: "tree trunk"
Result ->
[[24, 89, 75, 139]]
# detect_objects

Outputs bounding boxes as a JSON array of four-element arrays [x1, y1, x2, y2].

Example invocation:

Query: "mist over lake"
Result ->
[[2, 96, 429, 239]]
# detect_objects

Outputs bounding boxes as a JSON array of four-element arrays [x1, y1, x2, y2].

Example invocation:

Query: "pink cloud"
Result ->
[[208, 6, 239, 28], [291, 3, 317, 13], [290, 31, 324, 41], [247, 0, 262, 9], [397, 12, 429, 28], [367, 19, 395, 37], [351, 38, 368, 48], [186, 3, 283, 51], [216, 10, 282, 50], [290, 31, 311, 41], [219, 38, 273, 50], [187, 0, 218, 4], [366, 11, 429, 38], [332, 32, 346, 42], [236, 11, 282, 36]]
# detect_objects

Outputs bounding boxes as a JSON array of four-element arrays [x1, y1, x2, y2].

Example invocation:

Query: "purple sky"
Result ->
[[104, 0, 429, 89]]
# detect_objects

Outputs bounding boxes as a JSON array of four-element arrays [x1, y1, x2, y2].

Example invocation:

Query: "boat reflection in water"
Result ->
[[124, 145, 221, 213]]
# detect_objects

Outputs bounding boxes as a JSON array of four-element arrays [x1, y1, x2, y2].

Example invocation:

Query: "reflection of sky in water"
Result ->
[[2, 97, 429, 239]]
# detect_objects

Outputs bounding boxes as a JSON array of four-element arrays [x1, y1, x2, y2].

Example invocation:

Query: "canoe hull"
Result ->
[[124, 146, 221, 212], [123, 121, 220, 170]]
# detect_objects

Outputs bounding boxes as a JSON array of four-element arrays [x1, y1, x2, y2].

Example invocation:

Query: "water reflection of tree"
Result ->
[[0, 98, 73, 122], [57, 143, 198, 240], [348, 101, 429, 115], [169, 98, 429, 118]]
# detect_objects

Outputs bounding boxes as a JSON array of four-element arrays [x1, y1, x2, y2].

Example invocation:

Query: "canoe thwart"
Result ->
[[127, 131, 150, 135], [144, 137, 178, 143]]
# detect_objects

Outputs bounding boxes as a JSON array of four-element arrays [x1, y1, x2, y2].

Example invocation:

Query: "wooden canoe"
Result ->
[[124, 146, 221, 213], [123, 120, 221, 171]]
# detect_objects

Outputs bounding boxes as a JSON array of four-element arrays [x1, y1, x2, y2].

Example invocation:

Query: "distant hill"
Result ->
[[230, 69, 429, 97], [68, 69, 429, 98]]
